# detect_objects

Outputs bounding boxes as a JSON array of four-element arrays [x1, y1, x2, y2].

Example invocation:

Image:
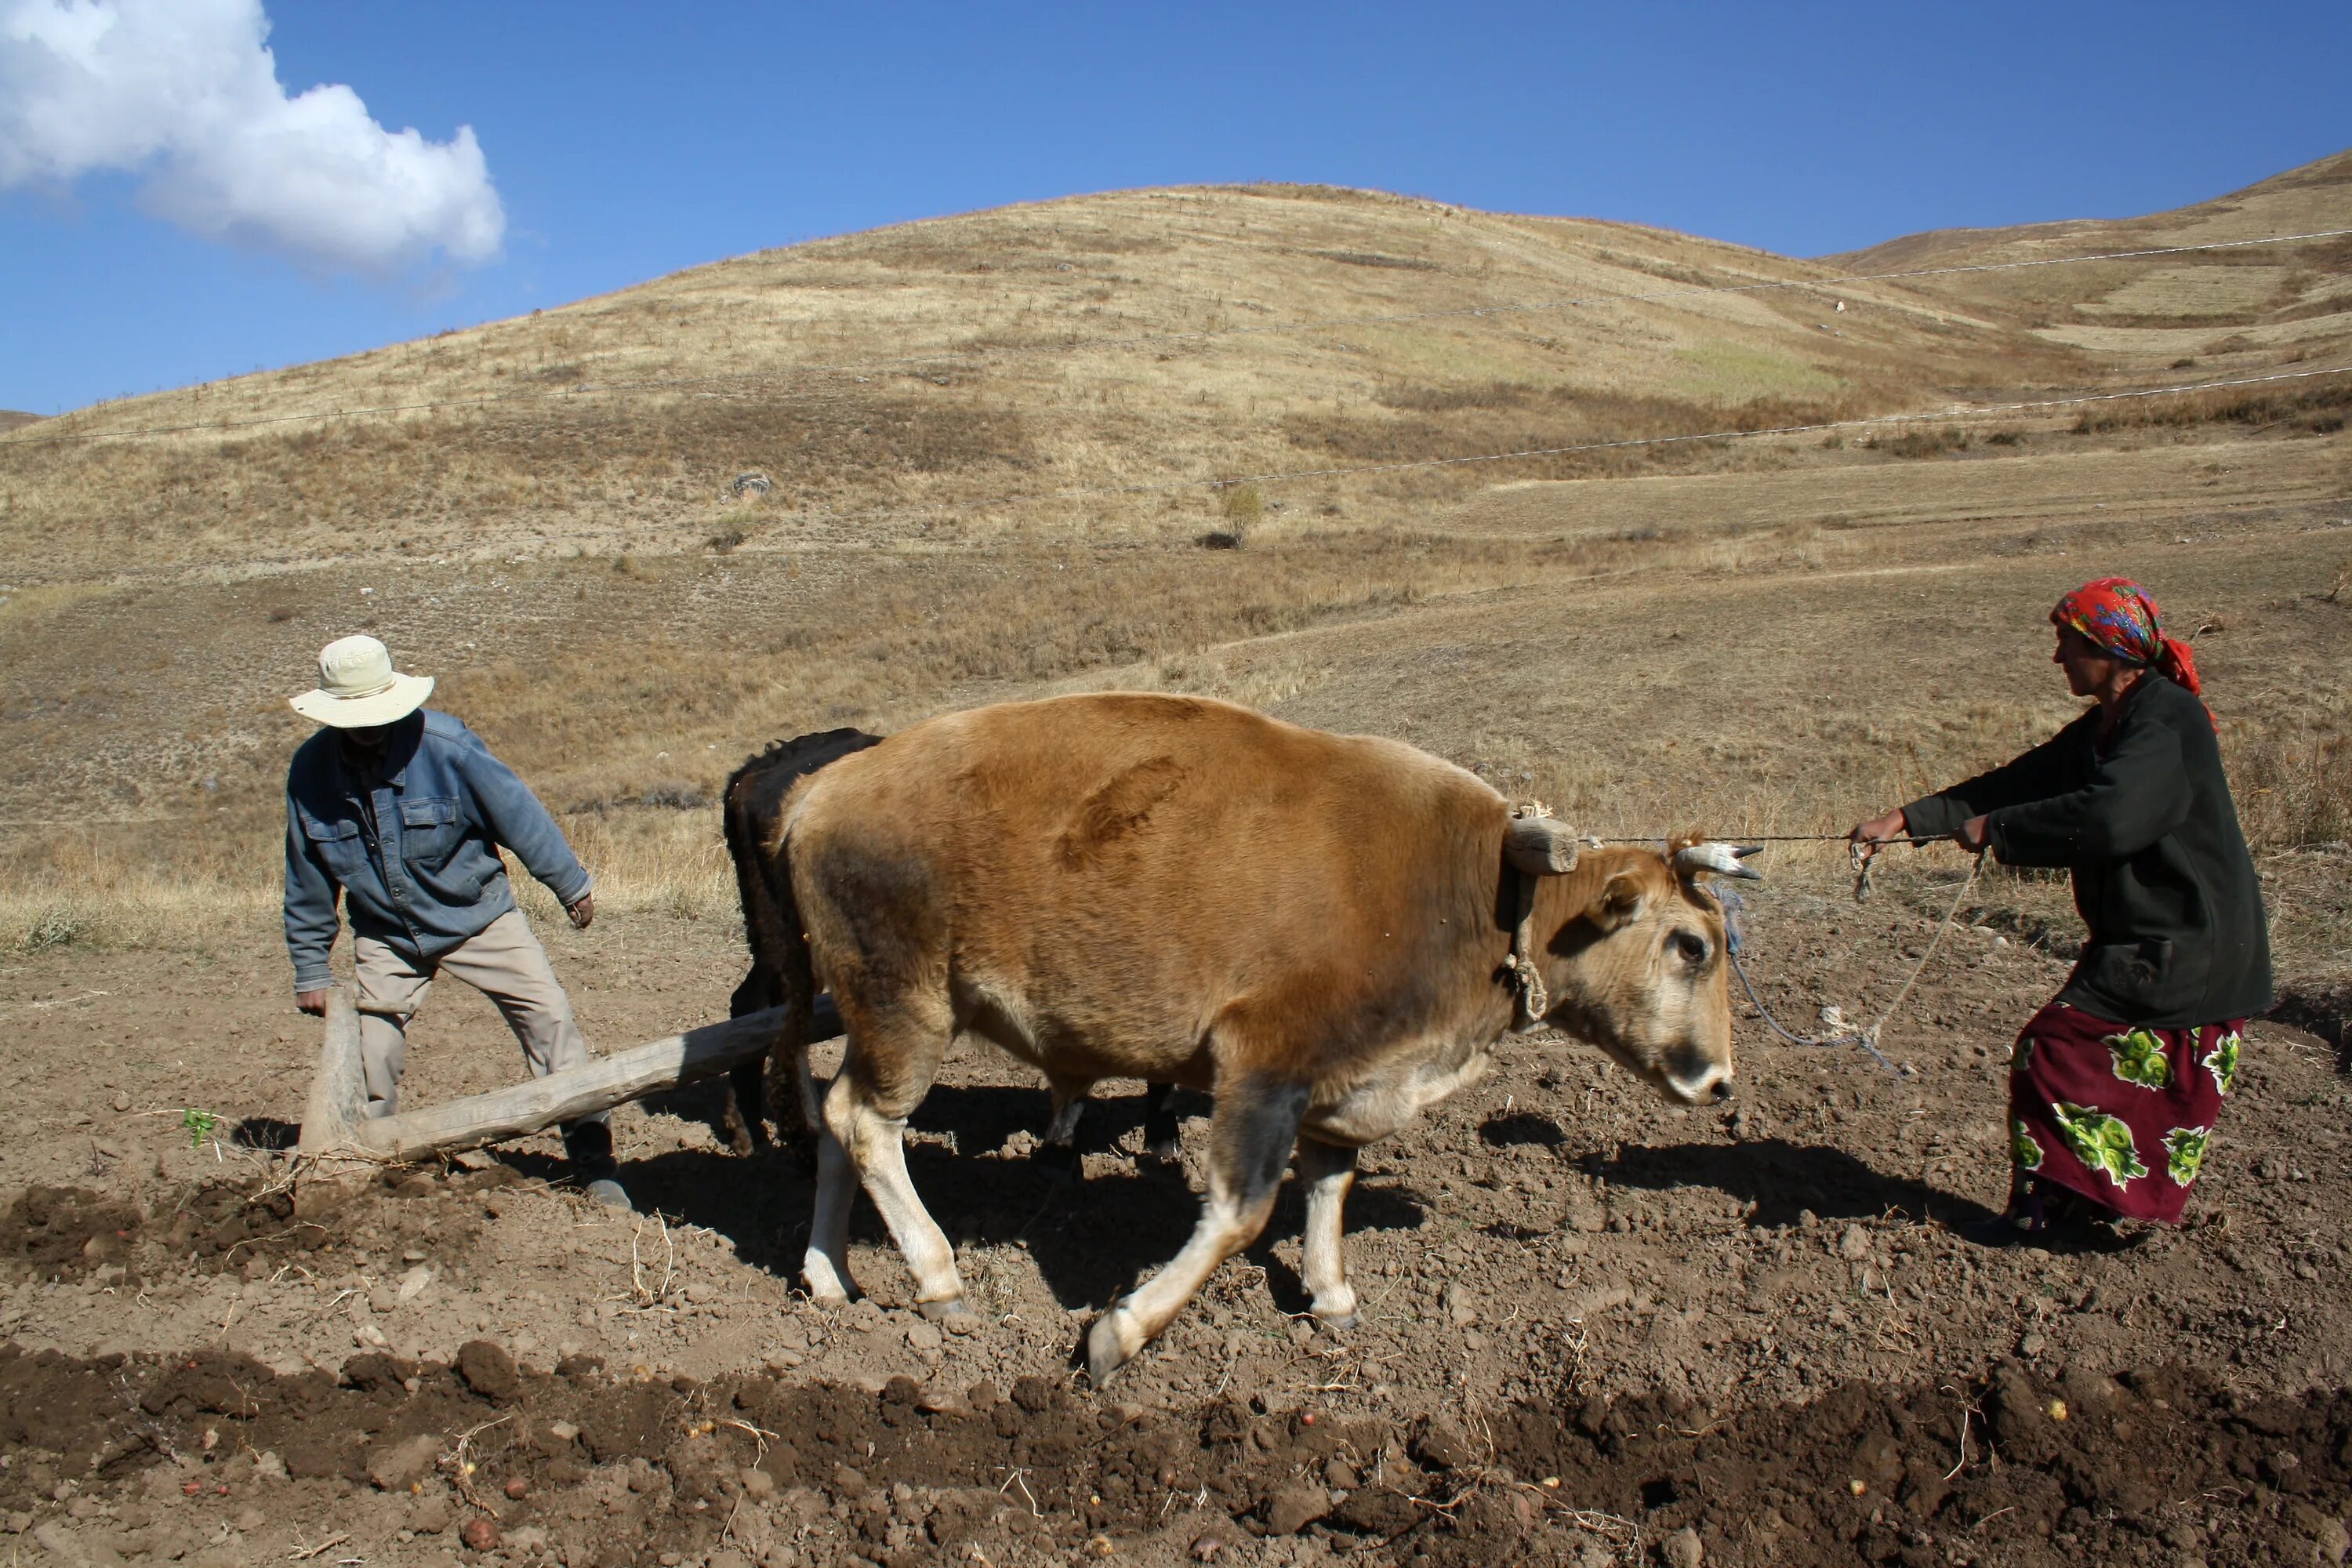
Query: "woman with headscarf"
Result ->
[[1849, 578, 2271, 1239]]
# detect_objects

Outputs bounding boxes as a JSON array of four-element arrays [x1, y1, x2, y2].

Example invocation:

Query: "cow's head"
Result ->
[[1508, 824, 1755, 1105]]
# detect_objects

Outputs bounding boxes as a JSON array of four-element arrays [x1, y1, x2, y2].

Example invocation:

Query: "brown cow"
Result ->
[[763, 693, 1752, 1382]]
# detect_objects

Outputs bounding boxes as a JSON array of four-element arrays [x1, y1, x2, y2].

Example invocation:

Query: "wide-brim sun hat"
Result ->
[[290, 634, 434, 728]]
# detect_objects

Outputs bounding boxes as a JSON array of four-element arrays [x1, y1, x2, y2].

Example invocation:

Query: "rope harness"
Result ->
[[1721, 844, 1989, 1076]]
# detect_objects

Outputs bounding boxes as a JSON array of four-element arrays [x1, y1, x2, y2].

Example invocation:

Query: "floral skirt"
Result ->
[[2006, 1000, 2243, 1224]]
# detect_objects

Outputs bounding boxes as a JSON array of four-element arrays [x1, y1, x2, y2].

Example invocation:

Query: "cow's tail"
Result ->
[[722, 768, 822, 1139]]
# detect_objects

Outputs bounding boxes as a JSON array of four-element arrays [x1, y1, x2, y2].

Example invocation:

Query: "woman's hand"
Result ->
[[1955, 815, 1991, 853], [1849, 808, 1909, 862]]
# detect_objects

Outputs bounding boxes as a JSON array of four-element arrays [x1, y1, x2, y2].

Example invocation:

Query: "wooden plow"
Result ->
[[295, 985, 837, 1162]]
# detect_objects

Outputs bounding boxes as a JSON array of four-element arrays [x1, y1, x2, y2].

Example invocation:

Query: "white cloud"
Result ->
[[0, 0, 503, 274]]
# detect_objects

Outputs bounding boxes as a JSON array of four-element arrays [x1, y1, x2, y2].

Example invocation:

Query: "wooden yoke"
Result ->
[[295, 997, 829, 1164]]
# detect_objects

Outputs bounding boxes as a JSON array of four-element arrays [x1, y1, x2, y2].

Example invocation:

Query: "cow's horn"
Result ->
[[1675, 841, 1764, 881], [1504, 816, 1581, 876]]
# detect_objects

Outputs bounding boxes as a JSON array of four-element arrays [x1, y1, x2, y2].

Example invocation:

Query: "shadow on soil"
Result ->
[[1593, 1138, 2002, 1229], [510, 1079, 1432, 1314]]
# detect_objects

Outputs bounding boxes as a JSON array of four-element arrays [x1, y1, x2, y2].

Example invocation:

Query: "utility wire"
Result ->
[[6, 225, 2349, 449]]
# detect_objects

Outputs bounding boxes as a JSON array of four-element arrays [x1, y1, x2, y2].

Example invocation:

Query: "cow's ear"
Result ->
[[1588, 872, 1646, 932], [1504, 817, 1581, 875]]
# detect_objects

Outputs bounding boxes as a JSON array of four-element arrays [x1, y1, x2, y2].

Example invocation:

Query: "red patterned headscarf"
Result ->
[[2051, 577, 2202, 696]]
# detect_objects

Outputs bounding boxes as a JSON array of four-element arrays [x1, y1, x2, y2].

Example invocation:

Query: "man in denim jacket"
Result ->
[[284, 635, 628, 1207]]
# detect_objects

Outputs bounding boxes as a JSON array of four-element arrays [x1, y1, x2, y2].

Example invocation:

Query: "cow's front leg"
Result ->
[[1295, 1136, 1359, 1329], [1087, 1075, 1306, 1384]]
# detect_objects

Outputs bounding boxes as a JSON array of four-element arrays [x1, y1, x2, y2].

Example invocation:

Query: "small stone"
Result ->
[[397, 1265, 433, 1304], [763, 1350, 805, 1374], [1661, 1526, 1704, 1568], [2020, 1332, 2049, 1356], [1190, 1537, 1225, 1562], [546, 1420, 579, 1443], [943, 1312, 981, 1336], [1265, 1482, 1330, 1536], [1838, 1226, 1871, 1261], [906, 1319, 943, 1353], [111, 1091, 131, 1112], [459, 1515, 500, 1552], [503, 1478, 529, 1500]]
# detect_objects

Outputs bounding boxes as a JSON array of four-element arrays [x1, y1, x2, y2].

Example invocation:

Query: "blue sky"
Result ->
[[2, 1, 2347, 416]]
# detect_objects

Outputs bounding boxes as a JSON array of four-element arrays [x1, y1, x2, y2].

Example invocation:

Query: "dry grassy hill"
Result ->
[[0, 182, 2088, 579], [0, 162, 2346, 970], [1828, 150, 2352, 372], [0, 411, 41, 433]]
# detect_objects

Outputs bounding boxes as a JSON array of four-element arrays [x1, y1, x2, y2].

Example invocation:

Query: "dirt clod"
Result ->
[[456, 1338, 520, 1401]]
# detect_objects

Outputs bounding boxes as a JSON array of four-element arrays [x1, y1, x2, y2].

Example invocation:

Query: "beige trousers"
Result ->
[[353, 909, 601, 1123]]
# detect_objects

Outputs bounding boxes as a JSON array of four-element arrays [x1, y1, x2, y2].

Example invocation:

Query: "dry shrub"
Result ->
[[2073, 378, 2352, 435], [1864, 426, 1972, 459], [2325, 557, 2352, 604]]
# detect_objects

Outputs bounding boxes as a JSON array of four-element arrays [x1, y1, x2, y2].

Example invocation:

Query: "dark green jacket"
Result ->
[[1902, 674, 2271, 1028]]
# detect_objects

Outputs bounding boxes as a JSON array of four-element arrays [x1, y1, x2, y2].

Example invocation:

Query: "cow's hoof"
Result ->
[[916, 1296, 974, 1323], [800, 1258, 855, 1307], [1085, 1312, 1134, 1387], [1311, 1288, 1359, 1330]]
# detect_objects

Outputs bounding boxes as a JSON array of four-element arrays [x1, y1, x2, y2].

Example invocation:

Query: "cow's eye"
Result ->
[[1671, 931, 1708, 967]]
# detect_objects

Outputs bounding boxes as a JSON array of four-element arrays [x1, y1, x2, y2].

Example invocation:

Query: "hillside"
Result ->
[[0, 183, 2089, 581], [1828, 149, 2352, 370], [0, 411, 40, 432], [0, 164, 2344, 942]]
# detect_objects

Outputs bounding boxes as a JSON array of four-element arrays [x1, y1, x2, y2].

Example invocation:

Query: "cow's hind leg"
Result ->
[[1036, 1072, 1094, 1185], [720, 969, 775, 1156], [805, 1000, 967, 1319], [1295, 1136, 1359, 1329], [1142, 1082, 1181, 1163], [1086, 1076, 1308, 1385]]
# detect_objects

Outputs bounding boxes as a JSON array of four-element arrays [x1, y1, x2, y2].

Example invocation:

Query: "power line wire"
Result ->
[[7, 226, 2349, 449]]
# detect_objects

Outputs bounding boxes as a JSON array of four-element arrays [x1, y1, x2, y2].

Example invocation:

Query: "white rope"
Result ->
[[7, 223, 2347, 448], [1727, 849, 1989, 1074]]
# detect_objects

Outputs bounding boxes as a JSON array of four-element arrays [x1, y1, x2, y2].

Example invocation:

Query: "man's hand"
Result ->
[[295, 989, 328, 1017], [1955, 815, 1991, 853], [1848, 808, 1910, 864], [567, 893, 595, 931]]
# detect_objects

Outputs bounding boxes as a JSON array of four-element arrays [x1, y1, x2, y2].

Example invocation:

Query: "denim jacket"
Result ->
[[283, 710, 590, 991]]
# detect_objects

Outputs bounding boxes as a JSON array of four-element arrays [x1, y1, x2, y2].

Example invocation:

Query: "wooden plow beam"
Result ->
[[296, 986, 837, 1163]]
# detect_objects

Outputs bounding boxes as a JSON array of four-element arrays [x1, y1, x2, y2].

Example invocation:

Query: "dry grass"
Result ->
[[2071, 376, 2352, 434]]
